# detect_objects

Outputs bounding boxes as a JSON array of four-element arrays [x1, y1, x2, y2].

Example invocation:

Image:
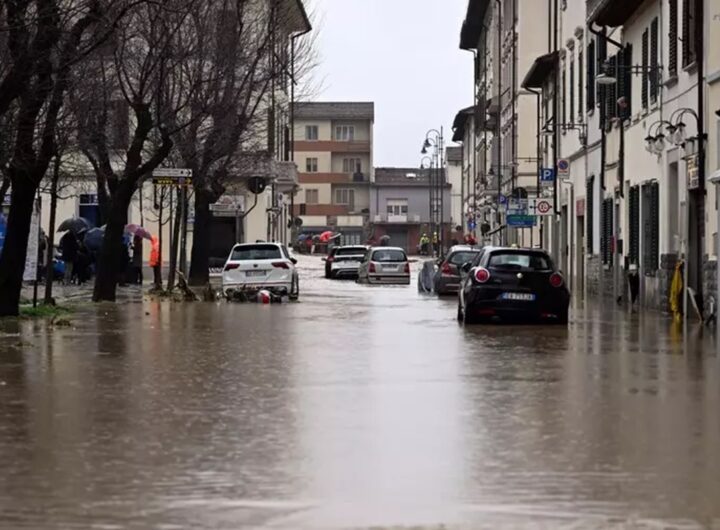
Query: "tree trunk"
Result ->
[[92, 183, 132, 302], [0, 176, 9, 207], [189, 190, 213, 286], [0, 174, 36, 316], [96, 176, 111, 226], [43, 158, 60, 304], [166, 188, 182, 291]]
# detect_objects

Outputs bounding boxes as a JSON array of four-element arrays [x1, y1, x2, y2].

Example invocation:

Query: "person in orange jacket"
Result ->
[[149, 236, 161, 289]]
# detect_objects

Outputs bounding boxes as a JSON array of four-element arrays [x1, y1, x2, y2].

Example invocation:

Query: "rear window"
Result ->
[[335, 247, 367, 256], [487, 251, 551, 271], [372, 249, 407, 262], [230, 245, 282, 261], [448, 251, 479, 266]]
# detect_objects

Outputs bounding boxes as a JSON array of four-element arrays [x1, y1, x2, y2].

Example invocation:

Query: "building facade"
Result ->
[[291, 102, 374, 246], [446, 146, 464, 232], [370, 168, 451, 253]]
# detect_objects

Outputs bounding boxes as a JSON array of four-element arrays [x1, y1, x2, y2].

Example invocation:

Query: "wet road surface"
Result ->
[[1, 255, 720, 529]]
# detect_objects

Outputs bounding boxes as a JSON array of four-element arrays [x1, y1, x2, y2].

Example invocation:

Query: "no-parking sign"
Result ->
[[557, 159, 570, 178]]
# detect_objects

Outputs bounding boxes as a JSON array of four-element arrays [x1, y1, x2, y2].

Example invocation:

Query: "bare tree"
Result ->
[[0, 0, 121, 316], [171, 0, 316, 286], [76, 0, 202, 302]]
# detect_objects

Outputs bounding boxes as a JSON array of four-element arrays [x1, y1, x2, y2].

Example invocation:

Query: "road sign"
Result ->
[[535, 199, 553, 216], [152, 176, 191, 186], [507, 198, 528, 215], [507, 214, 537, 228], [540, 168, 556, 186], [498, 194, 508, 205], [557, 159, 570, 178], [152, 168, 192, 178], [23, 199, 41, 282]]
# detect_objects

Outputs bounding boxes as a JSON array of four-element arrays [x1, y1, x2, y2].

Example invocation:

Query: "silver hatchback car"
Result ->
[[357, 247, 410, 285]]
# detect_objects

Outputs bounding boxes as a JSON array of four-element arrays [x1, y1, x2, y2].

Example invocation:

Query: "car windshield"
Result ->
[[230, 244, 282, 261], [448, 251, 479, 266], [372, 249, 406, 262], [488, 251, 551, 271], [335, 247, 366, 256]]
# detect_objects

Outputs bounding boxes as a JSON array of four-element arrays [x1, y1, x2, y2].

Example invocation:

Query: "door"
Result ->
[[386, 229, 409, 251]]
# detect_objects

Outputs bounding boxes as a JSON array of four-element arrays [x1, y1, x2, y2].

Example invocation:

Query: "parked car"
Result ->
[[457, 246, 570, 324], [357, 246, 410, 285], [323, 245, 369, 279], [433, 245, 482, 295], [222, 242, 299, 299]]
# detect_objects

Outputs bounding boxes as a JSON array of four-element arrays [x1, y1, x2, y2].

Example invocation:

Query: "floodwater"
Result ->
[[1, 255, 720, 529]]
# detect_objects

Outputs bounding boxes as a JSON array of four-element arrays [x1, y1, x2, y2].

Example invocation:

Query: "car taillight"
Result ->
[[272, 262, 290, 269], [441, 262, 453, 275], [369, 262, 376, 273], [224, 263, 240, 271], [549, 273, 564, 288], [474, 267, 490, 283], [404, 262, 410, 273]]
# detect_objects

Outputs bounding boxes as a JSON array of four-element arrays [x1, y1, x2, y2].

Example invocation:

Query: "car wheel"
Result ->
[[289, 275, 300, 301], [463, 304, 478, 325]]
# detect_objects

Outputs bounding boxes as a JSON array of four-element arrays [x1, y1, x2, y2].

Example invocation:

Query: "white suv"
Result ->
[[222, 242, 299, 299]]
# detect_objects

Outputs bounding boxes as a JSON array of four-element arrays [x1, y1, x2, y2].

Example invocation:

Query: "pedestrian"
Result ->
[[419, 233, 430, 255], [131, 235, 143, 284], [149, 235, 162, 289], [59, 230, 79, 285]]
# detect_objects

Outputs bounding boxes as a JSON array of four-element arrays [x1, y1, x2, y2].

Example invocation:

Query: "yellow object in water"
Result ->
[[669, 260, 683, 319]]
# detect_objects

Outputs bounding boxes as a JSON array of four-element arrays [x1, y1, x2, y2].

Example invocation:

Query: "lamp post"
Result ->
[[420, 155, 434, 253], [421, 128, 445, 257]]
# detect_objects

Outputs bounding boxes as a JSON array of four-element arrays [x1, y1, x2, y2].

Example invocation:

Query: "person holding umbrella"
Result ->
[[150, 235, 161, 289], [59, 229, 79, 285]]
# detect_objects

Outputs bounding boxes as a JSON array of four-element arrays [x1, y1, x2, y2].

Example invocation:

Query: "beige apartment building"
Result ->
[[292, 102, 374, 245]]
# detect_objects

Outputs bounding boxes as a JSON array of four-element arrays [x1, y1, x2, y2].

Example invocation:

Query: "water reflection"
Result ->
[[0, 257, 718, 528]]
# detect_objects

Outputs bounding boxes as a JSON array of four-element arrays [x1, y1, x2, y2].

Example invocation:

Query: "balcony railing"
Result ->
[[373, 213, 422, 224]]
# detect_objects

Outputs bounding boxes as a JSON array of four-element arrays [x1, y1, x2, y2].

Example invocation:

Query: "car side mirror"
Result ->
[[461, 262, 472, 273], [290, 257, 298, 265]]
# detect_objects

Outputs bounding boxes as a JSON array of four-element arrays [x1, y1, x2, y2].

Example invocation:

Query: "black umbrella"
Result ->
[[83, 226, 105, 251], [57, 217, 92, 233]]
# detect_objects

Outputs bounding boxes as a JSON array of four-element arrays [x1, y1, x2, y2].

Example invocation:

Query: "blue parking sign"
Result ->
[[540, 168, 556, 184]]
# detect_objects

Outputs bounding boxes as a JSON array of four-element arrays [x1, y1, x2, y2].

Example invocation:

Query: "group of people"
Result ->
[[418, 232, 478, 256]]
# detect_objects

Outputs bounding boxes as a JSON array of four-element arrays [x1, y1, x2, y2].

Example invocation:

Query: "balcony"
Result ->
[[294, 140, 371, 154], [587, 0, 645, 26], [373, 213, 422, 224]]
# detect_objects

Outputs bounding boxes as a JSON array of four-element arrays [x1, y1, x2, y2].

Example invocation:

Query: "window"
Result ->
[[448, 251, 480, 266], [305, 157, 318, 173], [305, 189, 319, 204], [587, 40, 596, 111], [78, 194, 100, 227], [487, 251, 551, 271], [629, 185, 640, 266], [578, 50, 584, 119], [335, 125, 355, 141], [562, 66, 567, 126], [601, 197, 613, 266], [371, 249, 407, 263], [305, 125, 318, 140], [586, 176, 594, 253], [682, 0, 697, 67], [569, 58, 575, 125], [386, 199, 408, 216], [642, 29, 649, 109], [650, 17, 659, 103], [604, 54, 618, 122], [334, 188, 355, 207], [642, 182, 660, 273], [230, 244, 282, 261], [342, 158, 361, 173], [668, 0, 678, 77]]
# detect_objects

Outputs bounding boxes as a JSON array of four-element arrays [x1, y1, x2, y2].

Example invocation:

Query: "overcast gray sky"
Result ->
[[306, 0, 472, 168]]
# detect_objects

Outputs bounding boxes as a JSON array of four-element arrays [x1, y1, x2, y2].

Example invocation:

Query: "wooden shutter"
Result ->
[[562, 67, 567, 125], [587, 41, 596, 111], [649, 182, 660, 272], [623, 44, 633, 118], [605, 54, 618, 122], [668, 0, 678, 77], [650, 17, 659, 103], [578, 50, 584, 117], [641, 29, 649, 108], [629, 186, 640, 266], [587, 177, 594, 253], [602, 198, 614, 266], [570, 58, 575, 124], [682, 0, 697, 67]]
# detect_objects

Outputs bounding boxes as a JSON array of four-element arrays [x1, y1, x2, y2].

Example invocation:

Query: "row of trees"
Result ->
[[0, 0, 314, 316]]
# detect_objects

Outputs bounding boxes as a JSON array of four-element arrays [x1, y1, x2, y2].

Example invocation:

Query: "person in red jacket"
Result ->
[[149, 236, 161, 289]]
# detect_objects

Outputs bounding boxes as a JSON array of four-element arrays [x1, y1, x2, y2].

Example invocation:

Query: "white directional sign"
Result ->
[[152, 168, 192, 178]]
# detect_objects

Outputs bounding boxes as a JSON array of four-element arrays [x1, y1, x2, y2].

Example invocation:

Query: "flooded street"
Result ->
[[1, 255, 720, 529]]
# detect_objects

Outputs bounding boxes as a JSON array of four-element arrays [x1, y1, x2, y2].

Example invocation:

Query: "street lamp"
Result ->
[[421, 128, 445, 257]]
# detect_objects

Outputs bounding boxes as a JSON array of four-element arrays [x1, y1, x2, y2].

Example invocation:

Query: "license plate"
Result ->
[[501, 292, 535, 301], [246, 270, 266, 277], [337, 261, 358, 267], [381, 265, 399, 272]]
